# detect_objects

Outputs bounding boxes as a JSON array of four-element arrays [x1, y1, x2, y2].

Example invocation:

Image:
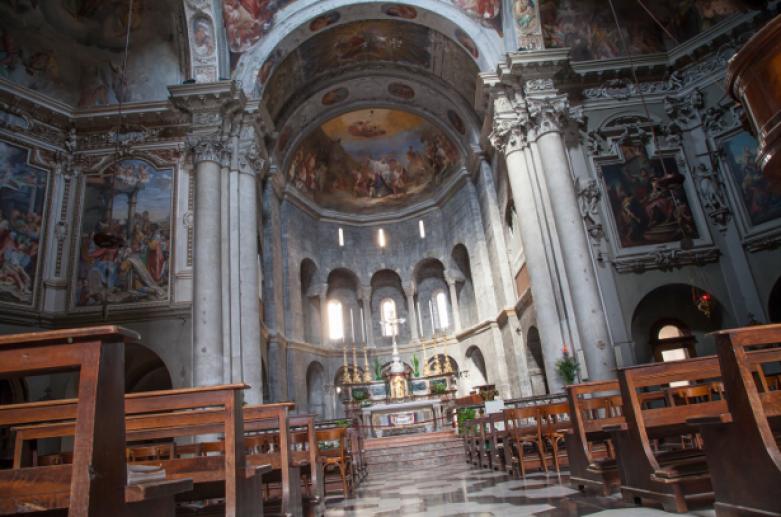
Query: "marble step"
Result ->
[[364, 441, 464, 461], [366, 447, 465, 465], [366, 452, 466, 473], [364, 430, 458, 450]]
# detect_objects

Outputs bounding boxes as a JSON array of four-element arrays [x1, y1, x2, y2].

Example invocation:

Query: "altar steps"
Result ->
[[364, 430, 465, 474]]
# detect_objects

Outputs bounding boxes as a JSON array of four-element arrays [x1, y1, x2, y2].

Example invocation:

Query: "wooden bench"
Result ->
[[565, 380, 623, 495], [690, 324, 781, 517], [0, 326, 192, 516], [502, 406, 547, 478], [611, 356, 725, 513]]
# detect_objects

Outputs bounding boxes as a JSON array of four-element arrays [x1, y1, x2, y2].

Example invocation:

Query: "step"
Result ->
[[366, 449, 466, 465], [365, 439, 463, 454], [365, 442, 464, 461], [364, 431, 459, 450], [366, 453, 466, 473]]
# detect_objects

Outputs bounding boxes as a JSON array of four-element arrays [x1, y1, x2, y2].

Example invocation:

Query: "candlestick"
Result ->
[[443, 337, 453, 374], [428, 299, 434, 337], [420, 337, 428, 376], [352, 345, 360, 384], [360, 306, 366, 344], [416, 300, 423, 337], [342, 346, 350, 385], [363, 348, 372, 383]]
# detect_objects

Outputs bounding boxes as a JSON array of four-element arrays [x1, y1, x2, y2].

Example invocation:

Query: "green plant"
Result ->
[[457, 407, 476, 433], [411, 354, 420, 377], [373, 357, 382, 381], [431, 381, 448, 395], [333, 418, 350, 428], [555, 345, 580, 385], [352, 389, 368, 402]]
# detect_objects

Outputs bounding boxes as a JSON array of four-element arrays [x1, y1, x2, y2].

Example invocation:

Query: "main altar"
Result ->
[[339, 317, 458, 438]]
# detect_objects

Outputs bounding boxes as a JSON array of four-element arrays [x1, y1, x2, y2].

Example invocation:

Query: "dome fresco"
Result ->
[[287, 108, 462, 213]]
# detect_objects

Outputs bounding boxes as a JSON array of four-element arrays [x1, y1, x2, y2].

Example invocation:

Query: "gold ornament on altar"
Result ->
[[342, 346, 351, 385], [363, 348, 373, 383]]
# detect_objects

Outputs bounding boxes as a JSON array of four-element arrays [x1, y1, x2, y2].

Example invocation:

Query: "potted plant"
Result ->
[[369, 357, 387, 401], [430, 378, 448, 396], [411, 354, 420, 378], [555, 344, 580, 385], [457, 407, 476, 435]]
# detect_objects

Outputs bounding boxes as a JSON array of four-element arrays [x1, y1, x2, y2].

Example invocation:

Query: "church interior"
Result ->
[[1, 0, 781, 515]]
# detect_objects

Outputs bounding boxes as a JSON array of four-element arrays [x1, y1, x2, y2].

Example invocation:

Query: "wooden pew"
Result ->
[[4, 384, 267, 517], [690, 324, 781, 517], [486, 413, 508, 471], [474, 416, 492, 469], [8, 399, 318, 517], [503, 406, 547, 477], [0, 326, 191, 516], [565, 380, 623, 495], [612, 356, 725, 513]]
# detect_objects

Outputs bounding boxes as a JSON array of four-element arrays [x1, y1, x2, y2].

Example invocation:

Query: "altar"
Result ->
[[361, 398, 445, 438]]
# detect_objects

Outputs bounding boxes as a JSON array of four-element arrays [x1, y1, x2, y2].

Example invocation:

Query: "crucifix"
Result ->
[[383, 316, 407, 374]]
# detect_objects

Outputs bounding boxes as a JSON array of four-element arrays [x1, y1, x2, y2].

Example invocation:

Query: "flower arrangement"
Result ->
[[411, 354, 420, 378], [373, 357, 383, 381], [555, 344, 580, 385]]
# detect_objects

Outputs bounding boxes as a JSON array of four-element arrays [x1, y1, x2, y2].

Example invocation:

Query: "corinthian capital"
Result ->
[[527, 95, 582, 136], [489, 89, 530, 155], [188, 134, 229, 165], [238, 143, 267, 177]]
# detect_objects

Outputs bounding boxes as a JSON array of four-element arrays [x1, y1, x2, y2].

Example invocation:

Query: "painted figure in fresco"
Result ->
[[192, 18, 215, 57], [723, 132, 781, 226], [514, 0, 537, 31]]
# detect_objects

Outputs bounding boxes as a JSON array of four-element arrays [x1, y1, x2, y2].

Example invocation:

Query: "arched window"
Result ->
[[435, 290, 449, 330], [657, 324, 685, 340], [380, 298, 398, 337], [327, 300, 344, 341]]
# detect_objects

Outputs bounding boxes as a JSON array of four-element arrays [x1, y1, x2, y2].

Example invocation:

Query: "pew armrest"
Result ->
[[602, 423, 627, 432], [686, 414, 732, 426], [125, 478, 193, 503]]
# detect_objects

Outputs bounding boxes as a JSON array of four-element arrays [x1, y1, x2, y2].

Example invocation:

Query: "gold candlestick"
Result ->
[[342, 346, 351, 385], [363, 347, 372, 383], [443, 337, 453, 374], [434, 336, 442, 375], [352, 346, 360, 384]]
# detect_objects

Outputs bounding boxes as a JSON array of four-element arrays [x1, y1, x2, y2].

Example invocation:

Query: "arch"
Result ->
[[425, 354, 458, 376], [631, 284, 731, 364], [380, 297, 399, 337], [413, 257, 451, 337], [370, 269, 408, 344], [451, 243, 478, 327], [306, 361, 326, 417], [300, 258, 319, 342], [769, 276, 781, 323], [465, 346, 488, 391], [326, 267, 361, 343], [124, 343, 173, 393], [526, 326, 549, 396]]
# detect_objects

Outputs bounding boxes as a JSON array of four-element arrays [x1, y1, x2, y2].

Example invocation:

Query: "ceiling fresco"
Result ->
[[540, 0, 746, 61], [287, 108, 462, 213], [0, 0, 181, 107], [261, 20, 478, 123]]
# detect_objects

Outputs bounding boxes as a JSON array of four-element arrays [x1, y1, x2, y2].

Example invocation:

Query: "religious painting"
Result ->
[[450, 0, 503, 35], [191, 15, 216, 58], [322, 87, 349, 106], [722, 131, 781, 227], [655, 0, 743, 46], [288, 108, 462, 212], [540, 0, 665, 61], [76, 159, 172, 307], [387, 83, 415, 100], [455, 28, 479, 59], [514, 0, 543, 50], [448, 110, 466, 134], [309, 11, 340, 32], [0, 0, 180, 106], [602, 145, 699, 248], [381, 3, 418, 19], [223, 0, 295, 53], [0, 141, 47, 305], [256, 49, 282, 86]]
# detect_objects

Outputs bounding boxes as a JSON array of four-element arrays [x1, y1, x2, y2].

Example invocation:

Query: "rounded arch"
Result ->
[[300, 258, 320, 342], [451, 243, 478, 327], [124, 343, 173, 394], [631, 283, 731, 364], [526, 326, 549, 395], [306, 361, 326, 417], [769, 275, 781, 323], [370, 269, 408, 343], [464, 345, 488, 391], [413, 257, 450, 337]]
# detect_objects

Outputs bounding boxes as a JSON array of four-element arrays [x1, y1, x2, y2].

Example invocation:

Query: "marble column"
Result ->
[[237, 143, 265, 403], [319, 288, 329, 345], [490, 93, 566, 392], [528, 94, 616, 380], [404, 284, 419, 341], [191, 137, 225, 388], [446, 278, 462, 333], [361, 285, 375, 347]]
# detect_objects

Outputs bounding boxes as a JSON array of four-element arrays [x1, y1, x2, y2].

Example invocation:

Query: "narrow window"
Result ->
[[327, 300, 344, 341], [380, 298, 398, 337], [435, 291, 449, 330], [378, 228, 386, 248], [419, 220, 426, 239], [338, 227, 344, 247]]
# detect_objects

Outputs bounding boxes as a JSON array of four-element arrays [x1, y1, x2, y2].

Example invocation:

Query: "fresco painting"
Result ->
[[76, 159, 172, 307], [603, 145, 699, 248], [0, 141, 47, 305], [514, 0, 543, 49], [310, 11, 341, 32], [288, 109, 461, 212], [656, 0, 743, 44], [722, 131, 781, 226], [381, 4, 418, 19], [387, 83, 415, 100], [455, 28, 479, 59], [322, 87, 349, 105], [0, 0, 180, 106], [223, 0, 295, 53], [540, 0, 664, 60], [450, 0, 503, 35]]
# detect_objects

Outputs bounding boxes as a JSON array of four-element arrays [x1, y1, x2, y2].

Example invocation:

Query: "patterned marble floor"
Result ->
[[323, 463, 717, 516]]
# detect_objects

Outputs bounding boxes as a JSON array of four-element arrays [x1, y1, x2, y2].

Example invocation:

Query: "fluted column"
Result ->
[[446, 278, 462, 333], [360, 285, 375, 346], [527, 93, 616, 380], [319, 288, 329, 345], [489, 88, 566, 391], [403, 284, 419, 341], [190, 137, 226, 388]]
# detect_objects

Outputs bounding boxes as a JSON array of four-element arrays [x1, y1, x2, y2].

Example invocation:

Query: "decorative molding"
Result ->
[[575, 177, 603, 240], [743, 233, 781, 253], [237, 143, 266, 177], [527, 95, 581, 136], [692, 162, 731, 228], [187, 134, 229, 165], [612, 247, 721, 273]]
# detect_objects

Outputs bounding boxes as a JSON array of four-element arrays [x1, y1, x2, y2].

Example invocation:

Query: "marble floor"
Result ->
[[323, 463, 716, 517]]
